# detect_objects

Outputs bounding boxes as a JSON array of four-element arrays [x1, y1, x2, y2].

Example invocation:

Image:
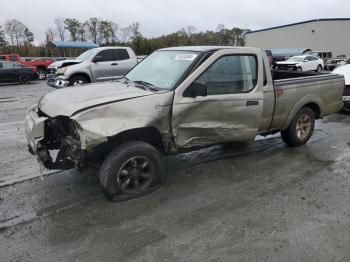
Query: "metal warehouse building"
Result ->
[[246, 18, 350, 57]]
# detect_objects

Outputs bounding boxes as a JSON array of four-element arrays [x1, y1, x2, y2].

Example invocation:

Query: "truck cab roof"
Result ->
[[159, 46, 260, 53]]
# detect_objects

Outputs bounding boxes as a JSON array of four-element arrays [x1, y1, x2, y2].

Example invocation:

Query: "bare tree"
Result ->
[[84, 17, 100, 43], [112, 23, 119, 43], [216, 23, 225, 33], [54, 17, 65, 41], [44, 28, 55, 45], [216, 23, 225, 45], [186, 25, 197, 37], [119, 26, 132, 45], [180, 25, 197, 44], [4, 19, 26, 47]]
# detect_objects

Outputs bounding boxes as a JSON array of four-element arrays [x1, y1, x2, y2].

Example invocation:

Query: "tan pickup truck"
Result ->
[[25, 46, 344, 201]]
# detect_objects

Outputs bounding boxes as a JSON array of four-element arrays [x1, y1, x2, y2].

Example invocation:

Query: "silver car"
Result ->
[[47, 47, 138, 88]]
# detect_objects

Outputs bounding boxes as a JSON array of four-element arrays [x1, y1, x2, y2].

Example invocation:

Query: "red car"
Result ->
[[0, 54, 54, 79]]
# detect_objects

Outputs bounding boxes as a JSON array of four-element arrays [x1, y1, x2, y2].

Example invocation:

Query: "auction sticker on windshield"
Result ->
[[175, 54, 197, 61]]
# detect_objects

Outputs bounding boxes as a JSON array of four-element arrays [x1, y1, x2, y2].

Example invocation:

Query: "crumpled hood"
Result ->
[[332, 64, 350, 85], [48, 59, 82, 69], [39, 81, 154, 117]]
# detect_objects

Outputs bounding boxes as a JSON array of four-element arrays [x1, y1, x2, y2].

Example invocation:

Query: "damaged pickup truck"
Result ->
[[25, 46, 345, 201]]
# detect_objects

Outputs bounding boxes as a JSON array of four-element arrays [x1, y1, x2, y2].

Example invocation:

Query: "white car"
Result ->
[[275, 55, 324, 72], [332, 65, 350, 110]]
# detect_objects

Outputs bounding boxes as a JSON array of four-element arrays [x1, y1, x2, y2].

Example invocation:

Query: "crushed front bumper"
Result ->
[[25, 107, 82, 170], [25, 106, 47, 154], [46, 76, 69, 89]]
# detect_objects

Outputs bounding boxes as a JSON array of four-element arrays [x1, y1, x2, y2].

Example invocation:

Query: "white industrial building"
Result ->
[[245, 18, 350, 57]]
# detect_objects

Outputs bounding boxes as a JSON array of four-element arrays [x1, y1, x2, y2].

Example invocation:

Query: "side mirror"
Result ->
[[304, 59, 309, 62], [92, 55, 103, 63], [184, 81, 207, 98]]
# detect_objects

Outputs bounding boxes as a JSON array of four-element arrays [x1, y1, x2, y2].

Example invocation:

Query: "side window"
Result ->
[[114, 49, 130, 60], [0, 62, 2, 69], [196, 55, 257, 95], [97, 50, 114, 62], [2, 61, 14, 69]]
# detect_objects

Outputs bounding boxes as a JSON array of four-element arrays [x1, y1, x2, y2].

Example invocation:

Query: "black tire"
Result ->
[[296, 66, 302, 72], [68, 75, 88, 86], [37, 69, 47, 80], [18, 74, 31, 84], [316, 65, 322, 72], [281, 107, 315, 147], [99, 141, 162, 201]]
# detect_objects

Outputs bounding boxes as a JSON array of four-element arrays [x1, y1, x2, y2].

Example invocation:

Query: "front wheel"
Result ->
[[68, 75, 88, 86], [281, 107, 315, 147], [99, 141, 162, 201], [296, 66, 302, 72], [316, 65, 322, 72]]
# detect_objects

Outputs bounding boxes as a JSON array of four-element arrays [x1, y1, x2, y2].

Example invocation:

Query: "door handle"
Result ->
[[111, 63, 118, 66], [246, 100, 259, 106]]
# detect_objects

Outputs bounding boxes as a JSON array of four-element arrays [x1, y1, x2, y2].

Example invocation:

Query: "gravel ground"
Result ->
[[0, 81, 350, 262]]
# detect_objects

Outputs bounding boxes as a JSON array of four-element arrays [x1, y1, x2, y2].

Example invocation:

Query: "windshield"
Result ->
[[75, 49, 97, 61], [286, 56, 304, 62], [126, 50, 199, 90]]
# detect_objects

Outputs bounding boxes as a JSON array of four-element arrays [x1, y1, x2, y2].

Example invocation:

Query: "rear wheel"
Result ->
[[316, 65, 322, 72], [68, 75, 88, 86], [99, 141, 162, 201], [281, 107, 315, 147], [18, 74, 31, 84]]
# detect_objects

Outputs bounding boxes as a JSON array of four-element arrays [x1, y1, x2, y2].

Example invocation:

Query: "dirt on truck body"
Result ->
[[25, 46, 344, 201]]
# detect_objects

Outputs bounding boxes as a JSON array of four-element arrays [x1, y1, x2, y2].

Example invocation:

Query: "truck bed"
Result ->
[[272, 69, 344, 86], [266, 69, 344, 132], [272, 70, 325, 80]]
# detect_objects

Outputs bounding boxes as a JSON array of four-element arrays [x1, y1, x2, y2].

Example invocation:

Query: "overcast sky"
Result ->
[[0, 0, 349, 43]]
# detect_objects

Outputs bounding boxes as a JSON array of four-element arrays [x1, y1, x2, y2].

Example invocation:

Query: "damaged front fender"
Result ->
[[71, 92, 174, 151]]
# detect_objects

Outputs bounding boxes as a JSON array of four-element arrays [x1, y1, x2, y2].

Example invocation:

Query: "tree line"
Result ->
[[0, 18, 250, 56]]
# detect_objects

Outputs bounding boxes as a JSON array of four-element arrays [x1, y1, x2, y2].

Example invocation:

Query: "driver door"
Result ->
[[172, 49, 264, 149], [91, 49, 116, 81]]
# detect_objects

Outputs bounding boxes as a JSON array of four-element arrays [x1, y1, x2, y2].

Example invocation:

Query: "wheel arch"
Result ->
[[36, 65, 47, 71], [70, 72, 91, 83], [90, 126, 165, 162], [281, 98, 323, 130]]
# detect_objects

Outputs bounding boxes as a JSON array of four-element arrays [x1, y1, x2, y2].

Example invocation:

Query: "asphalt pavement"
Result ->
[[1, 81, 350, 262]]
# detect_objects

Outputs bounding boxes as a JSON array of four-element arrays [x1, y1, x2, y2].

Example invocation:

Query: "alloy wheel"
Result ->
[[116, 156, 155, 194], [296, 114, 312, 140]]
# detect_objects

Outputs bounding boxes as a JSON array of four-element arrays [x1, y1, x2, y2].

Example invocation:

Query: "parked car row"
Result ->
[[0, 54, 54, 79]]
